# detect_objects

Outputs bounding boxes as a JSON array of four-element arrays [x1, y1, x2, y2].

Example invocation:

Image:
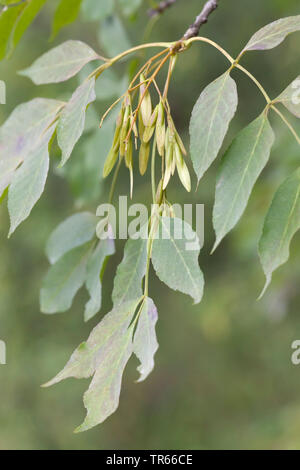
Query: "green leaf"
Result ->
[[46, 212, 98, 264], [133, 297, 158, 382], [40, 244, 91, 314], [0, 2, 26, 60], [19, 40, 99, 85], [276, 76, 300, 118], [212, 114, 275, 251], [98, 15, 131, 57], [51, 0, 83, 39], [258, 168, 300, 297], [189, 72, 238, 183], [0, 98, 62, 196], [152, 217, 204, 304], [81, 0, 114, 21], [61, 107, 119, 205], [84, 236, 115, 322], [243, 15, 300, 52], [8, 126, 53, 236], [44, 298, 141, 431], [57, 78, 96, 166], [7, 0, 47, 57], [118, 0, 142, 17], [112, 236, 148, 307]]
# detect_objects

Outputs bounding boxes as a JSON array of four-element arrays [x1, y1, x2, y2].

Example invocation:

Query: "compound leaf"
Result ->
[[259, 168, 300, 297], [213, 113, 275, 251], [8, 128, 52, 236], [46, 212, 98, 264], [0, 98, 62, 195], [152, 217, 204, 304], [84, 236, 115, 322], [20, 40, 99, 84], [243, 15, 300, 52], [7, 0, 47, 57], [40, 243, 91, 314], [112, 236, 148, 307], [51, 0, 83, 39], [57, 77, 96, 166], [189, 72, 238, 183], [44, 299, 141, 431], [0, 2, 26, 60], [276, 76, 300, 118], [133, 297, 158, 382]]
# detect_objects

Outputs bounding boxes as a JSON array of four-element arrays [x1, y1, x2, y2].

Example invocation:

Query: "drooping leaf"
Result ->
[[189, 72, 238, 183], [8, 127, 53, 236], [98, 15, 131, 57], [7, 0, 47, 57], [51, 0, 83, 39], [19, 40, 100, 85], [112, 236, 148, 307], [57, 78, 96, 165], [81, 0, 114, 21], [84, 236, 115, 322], [46, 212, 98, 264], [0, 98, 62, 196], [40, 243, 92, 314], [243, 15, 300, 52], [259, 168, 300, 297], [60, 106, 120, 205], [133, 297, 158, 382], [44, 298, 141, 431], [152, 217, 204, 304], [0, 2, 26, 60], [212, 114, 275, 251], [276, 76, 300, 118], [118, 0, 142, 17]]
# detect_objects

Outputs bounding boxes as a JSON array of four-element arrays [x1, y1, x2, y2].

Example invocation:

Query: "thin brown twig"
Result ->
[[148, 0, 177, 17], [183, 0, 219, 39]]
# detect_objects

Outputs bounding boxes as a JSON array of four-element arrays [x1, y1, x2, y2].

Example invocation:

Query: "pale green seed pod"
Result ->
[[163, 135, 174, 190], [125, 136, 133, 169], [174, 143, 191, 192], [139, 142, 150, 175], [139, 73, 152, 126], [155, 178, 163, 204], [138, 108, 145, 141], [175, 130, 187, 156], [156, 101, 165, 156], [119, 103, 130, 157], [143, 105, 158, 143], [103, 146, 119, 178], [112, 106, 124, 152]]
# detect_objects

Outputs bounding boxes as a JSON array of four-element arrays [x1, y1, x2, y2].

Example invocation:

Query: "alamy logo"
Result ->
[[0, 340, 6, 365], [0, 80, 6, 105], [291, 340, 300, 365], [292, 78, 300, 105]]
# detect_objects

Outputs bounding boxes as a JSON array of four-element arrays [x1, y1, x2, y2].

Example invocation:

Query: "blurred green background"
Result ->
[[0, 0, 300, 450]]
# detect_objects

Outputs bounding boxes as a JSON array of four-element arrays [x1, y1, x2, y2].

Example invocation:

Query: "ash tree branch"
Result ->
[[183, 0, 219, 39], [148, 0, 177, 17]]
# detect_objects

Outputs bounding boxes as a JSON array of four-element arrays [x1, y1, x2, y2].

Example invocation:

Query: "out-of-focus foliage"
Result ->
[[0, 0, 300, 449]]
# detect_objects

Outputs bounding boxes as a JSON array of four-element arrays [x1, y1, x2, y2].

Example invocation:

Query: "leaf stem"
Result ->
[[184, 36, 235, 64], [90, 42, 174, 80], [271, 105, 300, 145], [234, 63, 271, 103]]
